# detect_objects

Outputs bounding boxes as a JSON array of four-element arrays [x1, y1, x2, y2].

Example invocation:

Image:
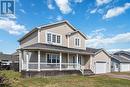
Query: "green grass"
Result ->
[[1, 71, 130, 87], [14, 75, 130, 87]]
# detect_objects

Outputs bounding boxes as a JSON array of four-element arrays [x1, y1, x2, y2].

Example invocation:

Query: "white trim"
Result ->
[[76, 54, 79, 69], [19, 50, 22, 72], [60, 52, 62, 71], [38, 29, 40, 43], [45, 31, 62, 45], [68, 53, 69, 68], [26, 51, 29, 71], [74, 37, 81, 47], [67, 36, 69, 48], [38, 50, 41, 71]]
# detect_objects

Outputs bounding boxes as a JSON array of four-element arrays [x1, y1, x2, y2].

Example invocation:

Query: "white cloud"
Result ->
[[103, 3, 130, 19], [47, 0, 55, 10], [96, 0, 112, 6], [0, 14, 17, 19], [90, 8, 97, 14], [74, 0, 84, 3], [48, 4, 55, 9], [0, 18, 28, 35], [108, 48, 130, 52], [86, 29, 130, 48], [19, 9, 26, 14], [55, 0, 72, 14], [56, 15, 63, 21]]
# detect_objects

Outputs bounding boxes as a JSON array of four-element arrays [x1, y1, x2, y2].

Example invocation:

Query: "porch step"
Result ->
[[82, 69, 95, 76]]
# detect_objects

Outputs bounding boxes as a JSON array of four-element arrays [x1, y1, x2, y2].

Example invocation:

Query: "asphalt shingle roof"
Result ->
[[110, 54, 130, 63], [20, 43, 100, 55], [114, 51, 130, 56], [86, 47, 101, 54]]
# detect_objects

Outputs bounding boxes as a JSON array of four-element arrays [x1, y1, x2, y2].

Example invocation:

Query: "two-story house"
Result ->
[[18, 21, 111, 76]]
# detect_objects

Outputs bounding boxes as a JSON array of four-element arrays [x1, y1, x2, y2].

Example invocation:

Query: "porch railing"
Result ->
[[23, 62, 79, 71]]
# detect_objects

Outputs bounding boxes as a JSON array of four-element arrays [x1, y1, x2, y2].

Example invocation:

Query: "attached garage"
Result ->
[[120, 63, 130, 72], [95, 62, 107, 74], [89, 49, 111, 74]]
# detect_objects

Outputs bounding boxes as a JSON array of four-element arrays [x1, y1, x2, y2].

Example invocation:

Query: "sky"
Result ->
[[0, 0, 130, 54]]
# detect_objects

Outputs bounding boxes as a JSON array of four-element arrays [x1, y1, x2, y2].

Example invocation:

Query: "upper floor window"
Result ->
[[57, 35, 60, 43], [46, 32, 62, 45], [47, 33, 51, 42], [74, 37, 81, 47]]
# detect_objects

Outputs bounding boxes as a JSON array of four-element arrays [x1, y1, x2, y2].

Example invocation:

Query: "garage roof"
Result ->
[[110, 54, 130, 63]]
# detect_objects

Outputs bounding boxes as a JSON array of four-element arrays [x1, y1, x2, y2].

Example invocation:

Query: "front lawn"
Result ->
[[1, 70, 130, 87], [15, 75, 130, 87]]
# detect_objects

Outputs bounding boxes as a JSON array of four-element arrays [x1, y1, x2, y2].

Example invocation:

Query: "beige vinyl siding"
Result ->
[[69, 33, 86, 50], [40, 23, 86, 50], [20, 31, 38, 48], [40, 23, 74, 47]]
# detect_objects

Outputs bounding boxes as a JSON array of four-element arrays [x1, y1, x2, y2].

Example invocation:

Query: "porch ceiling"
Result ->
[[19, 43, 94, 55]]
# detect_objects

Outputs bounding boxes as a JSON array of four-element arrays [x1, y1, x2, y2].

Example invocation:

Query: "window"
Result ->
[[47, 53, 59, 63], [57, 35, 60, 43], [47, 54, 51, 63], [116, 63, 118, 68], [47, 33, 51, 42], [73, 56, 76, 63], [52, 35, 56, 43], [74, 38, 80, 47], [46, 32, 61, 44], [78, 56, 82, 64]]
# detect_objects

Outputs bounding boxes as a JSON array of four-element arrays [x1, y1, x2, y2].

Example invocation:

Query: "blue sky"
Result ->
[[0, 0, 130, 54]]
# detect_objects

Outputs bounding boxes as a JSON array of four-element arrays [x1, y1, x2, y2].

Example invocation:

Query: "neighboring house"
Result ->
[[18, 20, 111, 76], [114, 51, 130, 59], [0, 52, 19, 71], [11, 52, 19, 71], [0, 52, 12, 66], [111, 51, 130, 72]]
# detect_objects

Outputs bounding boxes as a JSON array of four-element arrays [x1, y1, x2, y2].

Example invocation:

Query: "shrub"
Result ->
[[0, 70, 21, 87]]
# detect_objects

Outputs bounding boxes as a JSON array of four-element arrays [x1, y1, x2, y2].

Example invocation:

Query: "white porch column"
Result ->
[[76, 54, 79, 70], [26, 51, 29, 71], [38, 50, 41, 71], [60, 52, 62, 71], [67, 53, 69, 68], [21, 52, 23, 70], [19, 50, 22, 72]]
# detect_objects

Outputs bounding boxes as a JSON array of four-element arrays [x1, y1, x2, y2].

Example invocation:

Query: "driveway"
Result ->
[[105, 73, 130, 80]]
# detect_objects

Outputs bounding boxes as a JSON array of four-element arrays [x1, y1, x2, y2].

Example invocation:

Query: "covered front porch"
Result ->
[[19, 50, 91, 72]]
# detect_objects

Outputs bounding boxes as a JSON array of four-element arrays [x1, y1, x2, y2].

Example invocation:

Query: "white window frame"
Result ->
[[46, 31, 62, 45], [74, 37, 81, 47], [46, 53, 60, 64]]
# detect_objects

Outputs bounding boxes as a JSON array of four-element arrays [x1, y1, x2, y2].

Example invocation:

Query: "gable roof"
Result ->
[[114, 51, 130, 56], [18, 20, 87, 42], [86, 47, 111, 57], [66, 31, 87, 39], [110, 54, 130, 63]]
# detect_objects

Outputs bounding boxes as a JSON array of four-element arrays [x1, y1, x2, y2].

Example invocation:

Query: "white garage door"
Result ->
[[120, 63, 130, 72], [96, 62, 107, 74]]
